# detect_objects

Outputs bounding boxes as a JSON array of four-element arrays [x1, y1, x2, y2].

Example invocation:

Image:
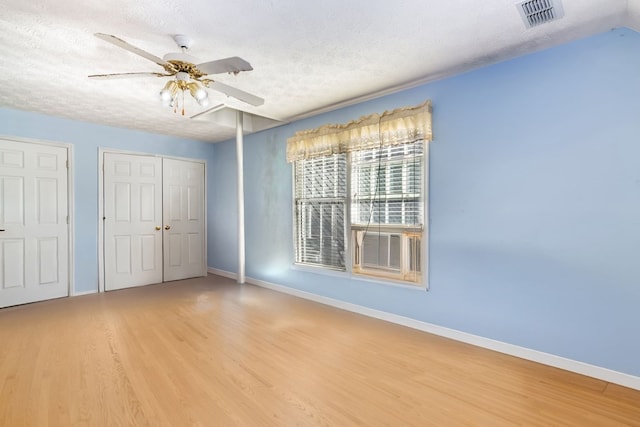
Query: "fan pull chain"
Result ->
[[182, 90, 185, 116]]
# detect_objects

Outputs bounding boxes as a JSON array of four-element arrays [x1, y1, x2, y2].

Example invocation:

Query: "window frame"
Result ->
[[291, 141, 429, 289], [292, 153, 348, 271]]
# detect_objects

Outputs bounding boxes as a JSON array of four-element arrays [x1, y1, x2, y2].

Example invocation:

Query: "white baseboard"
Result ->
[[207, 267, 640, 391], [71, 289, 98, 297], [208, 267, 238, 280]]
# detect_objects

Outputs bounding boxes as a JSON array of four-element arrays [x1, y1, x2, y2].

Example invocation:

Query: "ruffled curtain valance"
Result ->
[[286, 100, 432, 163]]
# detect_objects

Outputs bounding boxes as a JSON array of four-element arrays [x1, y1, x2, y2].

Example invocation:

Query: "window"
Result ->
[[287, 101, 432, 286], [294, 154, 346, 269], [351, 142, 424, 283]]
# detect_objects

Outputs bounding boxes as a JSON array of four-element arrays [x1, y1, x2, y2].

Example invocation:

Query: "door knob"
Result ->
[[164, 225, 171, 230], [155, 226, 161, 231]]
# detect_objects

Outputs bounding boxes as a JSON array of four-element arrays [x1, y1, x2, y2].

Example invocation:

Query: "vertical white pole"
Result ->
[[236, 110, 246, 284]]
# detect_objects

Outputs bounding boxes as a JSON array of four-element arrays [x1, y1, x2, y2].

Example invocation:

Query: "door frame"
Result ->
[[0, 134, 75, 297], [98, 148, 207, 293]]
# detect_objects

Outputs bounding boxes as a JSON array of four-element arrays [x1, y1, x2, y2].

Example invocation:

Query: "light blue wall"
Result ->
[[0, 111, 217, 293], [1, 27, 638, 378], [210, 28, 640, 377]]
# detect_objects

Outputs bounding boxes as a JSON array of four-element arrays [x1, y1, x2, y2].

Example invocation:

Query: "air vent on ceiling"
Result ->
[[517, 0, 564, 28]]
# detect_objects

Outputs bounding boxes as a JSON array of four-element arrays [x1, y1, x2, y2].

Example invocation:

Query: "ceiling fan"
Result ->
[[89, 33, 264, 115]]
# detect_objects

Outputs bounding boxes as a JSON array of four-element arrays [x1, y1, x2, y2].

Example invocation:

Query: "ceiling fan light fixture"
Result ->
[[160, 78, 210, 114], [159, 80, 178, 102], [195, 88, 207, 101], [187, 82, 208, 101]]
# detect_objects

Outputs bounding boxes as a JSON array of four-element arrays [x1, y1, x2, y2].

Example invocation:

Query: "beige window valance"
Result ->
[[286, 100, 432, 163]]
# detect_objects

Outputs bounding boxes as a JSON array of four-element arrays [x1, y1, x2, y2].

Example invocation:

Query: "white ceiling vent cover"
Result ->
[[517, 0, 564, 28]]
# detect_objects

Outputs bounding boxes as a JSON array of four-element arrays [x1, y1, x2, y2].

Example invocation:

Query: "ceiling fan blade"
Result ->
[[94, 33, 170, 67], [205, 80, 264, 106], [88, 72, 172, 79], [197, 57, 253, 75]]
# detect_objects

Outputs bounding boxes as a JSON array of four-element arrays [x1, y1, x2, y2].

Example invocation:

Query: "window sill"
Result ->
[[291, 263, 428, 291]]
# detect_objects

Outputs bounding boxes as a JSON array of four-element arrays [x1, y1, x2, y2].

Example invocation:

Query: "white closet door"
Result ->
[[104, 153, 163, 291], [162, 158, 206, 282], [0, 138, 69, 308]]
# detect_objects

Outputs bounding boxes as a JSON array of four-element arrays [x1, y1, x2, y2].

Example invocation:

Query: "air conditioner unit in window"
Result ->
[[353, 230, 421, 284], [361, 232, 402, 271]]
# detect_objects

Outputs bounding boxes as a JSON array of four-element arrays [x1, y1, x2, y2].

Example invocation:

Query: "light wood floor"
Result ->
[[0, 275, 638, 426]]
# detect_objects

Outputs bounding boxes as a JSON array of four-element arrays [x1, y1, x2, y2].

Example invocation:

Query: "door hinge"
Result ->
[[66, 216, 69, 224], [66, 160, 69, 169]]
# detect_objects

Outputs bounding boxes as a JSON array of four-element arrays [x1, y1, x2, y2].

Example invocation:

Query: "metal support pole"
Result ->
[[236, 110, 246, 284]]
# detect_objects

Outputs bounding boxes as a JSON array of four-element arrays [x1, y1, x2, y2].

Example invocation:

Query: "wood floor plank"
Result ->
[[0, 275, 638, 426]]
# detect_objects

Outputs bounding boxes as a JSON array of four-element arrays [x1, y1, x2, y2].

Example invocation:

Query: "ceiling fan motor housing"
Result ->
[[173, 34, 193, 50], [163, 34, 200, 67]]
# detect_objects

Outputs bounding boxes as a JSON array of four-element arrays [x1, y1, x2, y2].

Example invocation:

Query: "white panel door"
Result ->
[[0, 138, 69, 308], [162, 158, 206, 282], [104, 153, 163, 291]]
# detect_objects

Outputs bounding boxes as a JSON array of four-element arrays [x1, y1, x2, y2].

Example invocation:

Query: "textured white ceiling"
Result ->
[[0, 0, 637, 142]]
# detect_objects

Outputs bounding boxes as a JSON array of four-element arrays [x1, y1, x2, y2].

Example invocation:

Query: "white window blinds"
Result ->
[[351, 141, 424, 228], [294, 154, 347, 269]]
